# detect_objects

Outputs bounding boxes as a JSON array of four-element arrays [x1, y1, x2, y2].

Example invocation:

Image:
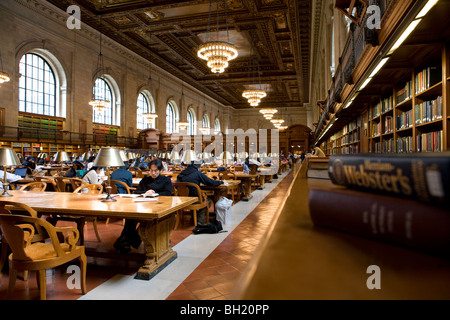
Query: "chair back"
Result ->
[[54, 176, 69, 192], [0, 201, 46, 244], [172, 182, 205, 205], [234, 166, 244, 172], [68, 178, 87, 192], [33, 176, 57, 191], [218, 171, 233, 180], [18, 182, 47, 192], [109, 180, 135, 194], [0, 213, 77, 261], [73, 183, 103, 195], [249, 164, 259, 174]]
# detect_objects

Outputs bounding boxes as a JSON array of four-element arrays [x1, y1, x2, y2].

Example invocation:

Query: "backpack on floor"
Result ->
[[192, 219, 227, 235]]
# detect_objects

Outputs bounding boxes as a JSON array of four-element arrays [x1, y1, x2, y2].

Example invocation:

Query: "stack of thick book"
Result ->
[[309, 152, 450, 257]]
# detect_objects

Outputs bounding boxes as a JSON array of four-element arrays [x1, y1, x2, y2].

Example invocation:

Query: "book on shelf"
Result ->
[[309, 187, 450, 256], [327, 152, 450, 208], [415, 66, 442, 94], [396, 80, 412, 104]]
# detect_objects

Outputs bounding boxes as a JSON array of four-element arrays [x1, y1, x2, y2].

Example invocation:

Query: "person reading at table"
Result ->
[[176, 162, 223, 225], [114, 159, 173, 254]]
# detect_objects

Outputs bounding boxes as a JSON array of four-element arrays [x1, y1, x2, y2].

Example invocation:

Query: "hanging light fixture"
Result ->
[[242, 41, 266, 107], [0, 50, 10, 84], [89, 0, 110, 115], [143, 112, 158, 126], [197, 0, 238, 73], [259, 108, 278, 120], [242, 89, 267, 107], [271, 119, 285, 129], [141, 31, 157, 127]]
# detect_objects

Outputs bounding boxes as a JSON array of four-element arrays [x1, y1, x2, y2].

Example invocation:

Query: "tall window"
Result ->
[[19, 53, 56, 116], [202, 114, 210, 128], [137, 92, 155, 130], [166, 103, 175, 134], [187, 109, 196, 135], [214, 118, 221, 133], [92, 78, 113, 124]]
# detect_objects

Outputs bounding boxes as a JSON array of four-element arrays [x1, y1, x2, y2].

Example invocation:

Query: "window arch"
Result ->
[[214, 118, 221, 133], [137, 91, 156, 130], [202, 113, 210, 128], [19, 53, 57, 116], [166, 102, 176, 134], [187, 108, 196, 135], [92, 77, 113, 125]]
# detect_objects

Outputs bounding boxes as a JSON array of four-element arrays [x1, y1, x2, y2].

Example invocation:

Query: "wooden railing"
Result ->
[[0, 125, 139, 148]]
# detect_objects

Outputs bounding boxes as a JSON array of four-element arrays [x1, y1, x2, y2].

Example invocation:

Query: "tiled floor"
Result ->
[[0, 170, 293, 300]]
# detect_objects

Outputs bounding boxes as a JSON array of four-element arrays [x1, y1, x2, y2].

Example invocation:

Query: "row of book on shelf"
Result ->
[[308, 151, 450, 258], [372, 130, 443, 153], [372, 96, 443, 134]]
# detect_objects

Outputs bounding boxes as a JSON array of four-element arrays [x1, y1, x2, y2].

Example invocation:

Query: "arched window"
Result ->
[[19, 53, 56, 116], [187, 108, 196, 135], [137, 91, 156, 130], [214, 118, 221, 133], [166, 103, 175, 134], [92, 77, 113, 124], [202, 114, 210, 128]]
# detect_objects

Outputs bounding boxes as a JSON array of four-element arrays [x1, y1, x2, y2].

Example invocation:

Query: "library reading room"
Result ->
[[0, 0, 449, 303]]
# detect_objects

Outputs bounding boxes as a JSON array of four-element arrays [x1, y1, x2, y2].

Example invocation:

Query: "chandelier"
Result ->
[[197, 0, 237, 74], [143, 113, 158, 126], [242, 89, 267, 107], [89, 0, 110, 115], [0, 50, 10, 84], [259, 108, 277, 120], [198, 41, 238, 74], [89, 99, 110, 115], [0, 72, 10, 84], [271, 119, 285, 128]]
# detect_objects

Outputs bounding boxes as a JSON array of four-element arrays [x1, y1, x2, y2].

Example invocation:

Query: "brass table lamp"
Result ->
[[0, 148, 21, 197], [92, 147, 126, 202]]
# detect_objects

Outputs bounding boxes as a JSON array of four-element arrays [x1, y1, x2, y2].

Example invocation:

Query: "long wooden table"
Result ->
[[200, 180, 241, 203], [3, 190, 197, 280]]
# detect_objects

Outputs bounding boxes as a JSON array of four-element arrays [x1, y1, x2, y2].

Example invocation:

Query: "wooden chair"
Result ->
[[172, 182, 209, 228], [33, 176, 57, 192], [72, 184, 103, 244], [18, 182, 47, 192], [0, 211, 86, 300], [218, 171, 234, 180], [54, 176, 70, 192], [67, 177, 87, 192], [109, 179, 136, 195], [0, 201, 47, 283]]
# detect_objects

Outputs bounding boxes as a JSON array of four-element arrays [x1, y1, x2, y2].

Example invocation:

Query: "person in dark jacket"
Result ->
[[22, 156, 36, 175], [110, 162, 133, 194], [114, 159, 173, 254], [176, 162, 223, 225]]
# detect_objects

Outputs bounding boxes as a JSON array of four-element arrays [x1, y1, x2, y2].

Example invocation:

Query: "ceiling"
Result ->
[[47, 0, 312, 109]]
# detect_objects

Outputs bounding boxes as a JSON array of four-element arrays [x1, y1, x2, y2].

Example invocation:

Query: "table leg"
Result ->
[[135, 213, 177, 280], [241, 179, 253, 201]]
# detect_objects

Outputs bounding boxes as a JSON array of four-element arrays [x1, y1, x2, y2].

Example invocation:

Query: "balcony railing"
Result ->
[[314, 0, 392, 142], [0, 125, 139, 147]]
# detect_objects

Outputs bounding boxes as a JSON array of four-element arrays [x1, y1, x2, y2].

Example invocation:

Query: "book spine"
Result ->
[[328, 154, 450, 207], [309, 188, 450, 256]]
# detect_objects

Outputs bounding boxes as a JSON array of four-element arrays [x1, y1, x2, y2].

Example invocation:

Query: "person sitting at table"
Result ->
[[0, 169, 23, 190], [110, 161, 133, 194], [176, 161, 223, 225], [22, 156, 36, 175], [114, 159, 173, 254], [81, 166, 105, 185]]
